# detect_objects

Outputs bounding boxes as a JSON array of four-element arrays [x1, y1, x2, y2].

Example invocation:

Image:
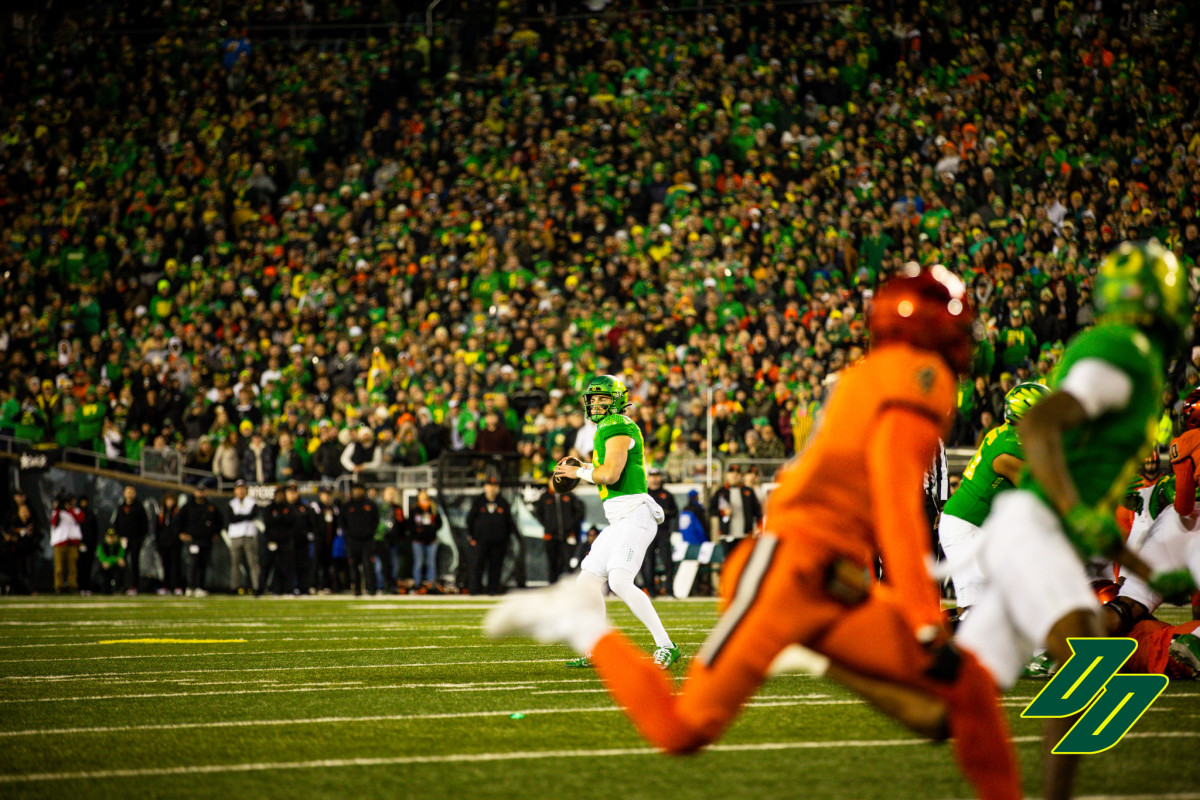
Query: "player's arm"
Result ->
[[1172, 454, 1197, 517], [867, 407, 944, 635], [1019, 361, 1156, 579], [990, 452, 1024, 484], [1016, 390, 1089, 517], [555, 435, 631, 485]]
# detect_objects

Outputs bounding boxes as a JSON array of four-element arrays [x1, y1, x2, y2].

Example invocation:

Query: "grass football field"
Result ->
[[1, 596, 1198, 800]]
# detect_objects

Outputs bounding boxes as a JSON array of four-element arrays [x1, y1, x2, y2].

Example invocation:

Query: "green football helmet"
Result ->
[[582, 375, 630, 423], [1003, 381, 1050, 423], [1094, 240, 1194, 345]]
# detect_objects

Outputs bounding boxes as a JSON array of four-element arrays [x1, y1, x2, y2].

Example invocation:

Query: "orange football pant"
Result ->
[[1125, 618, 1200, 675], [591, 535, 1021, 800]]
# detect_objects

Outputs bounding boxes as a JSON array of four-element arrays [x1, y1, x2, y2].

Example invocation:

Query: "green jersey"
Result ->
[[592, 414, 647, 501], [78, 401, 106, 446], [1022, 324, 1164, 517], [1147, 474, 1200, 521], [943, 423, 1022, 526]]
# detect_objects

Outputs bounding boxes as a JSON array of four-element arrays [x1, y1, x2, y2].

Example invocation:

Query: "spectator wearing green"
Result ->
[[94, 528, 128, 595], [998, 308, 1039, 372]]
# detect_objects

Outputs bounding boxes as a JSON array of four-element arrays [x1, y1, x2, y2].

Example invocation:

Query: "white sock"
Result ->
[[767, 645, 831, 677], [607, 568, 673, 649]]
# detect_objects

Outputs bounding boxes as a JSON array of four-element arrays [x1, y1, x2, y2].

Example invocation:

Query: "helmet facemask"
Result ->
[[585, 393, 615, 422]]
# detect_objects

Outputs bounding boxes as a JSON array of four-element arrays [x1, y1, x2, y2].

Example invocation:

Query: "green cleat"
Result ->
[[653, 645, 681, 669], [1021, 651, 1056, 679], [565, 655, 593, 668], [1167, 633, 1200, 680]]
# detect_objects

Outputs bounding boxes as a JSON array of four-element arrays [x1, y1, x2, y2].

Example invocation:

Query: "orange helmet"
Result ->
[[1181, 388, 1200, 432], [868, 264, 976, 374]]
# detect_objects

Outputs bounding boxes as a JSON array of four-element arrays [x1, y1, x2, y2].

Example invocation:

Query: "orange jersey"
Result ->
[[1170, 429, 1200, 516], [766, 343, 955, 560], [1170, 429, 1200, 476], [765, 343, 955, 631]]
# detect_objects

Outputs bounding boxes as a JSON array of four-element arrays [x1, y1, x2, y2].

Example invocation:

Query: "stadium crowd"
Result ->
[[3, 0, 1200, 488]]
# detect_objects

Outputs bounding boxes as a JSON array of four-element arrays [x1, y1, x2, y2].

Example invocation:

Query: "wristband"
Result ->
[[576, 466, 595, 484]]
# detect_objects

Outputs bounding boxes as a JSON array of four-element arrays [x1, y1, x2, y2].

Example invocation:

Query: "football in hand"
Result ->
[[552, 457, 582, 494]]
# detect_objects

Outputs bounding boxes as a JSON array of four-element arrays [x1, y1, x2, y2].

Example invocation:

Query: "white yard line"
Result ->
[[4, 732, 1196, 784], [0, 660, 591, 701], [0, 646, 542, 670], [0, 694, 828, 737], [0, 734, 1049, 783], [0, 640, 704, 669]]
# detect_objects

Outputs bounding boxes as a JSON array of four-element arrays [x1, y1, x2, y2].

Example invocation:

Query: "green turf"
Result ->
[[0, 596, 1198, 800]]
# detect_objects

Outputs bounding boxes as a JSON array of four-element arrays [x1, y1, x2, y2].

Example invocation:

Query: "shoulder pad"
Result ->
[[599, 414, 634, 429], [1170, 429, 1200, 463]]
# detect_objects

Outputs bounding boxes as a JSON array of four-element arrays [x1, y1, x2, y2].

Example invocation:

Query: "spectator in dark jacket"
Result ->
[[340, 483, 379, 595], [466, 476, 519, 595], [178, 487, 223, 596], [110, 485, 149, 594], [0, 504, 39, 595], [642, 467, 680, 595], [313, 423, 345, 479], [707, 467, 763, 544], [532, 481, 585, 584], [241, 432, 277, 485], [156, 492, 184, 595], [409, 489, 441, 589], [416, 408, 450, 461], [286, 482, 313, 594], [475, 412, 516, 453], [76, 495, 100, 595], [261, 486, 300, 596], [377, 487, 407, 593], [309, 484, 343, 593]]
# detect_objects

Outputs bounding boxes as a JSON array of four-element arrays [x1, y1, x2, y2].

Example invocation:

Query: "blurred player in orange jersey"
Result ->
[[1168, 388, 1200, 618], [1169, 388, 1200, 521], [486, 265, 1022, 800]]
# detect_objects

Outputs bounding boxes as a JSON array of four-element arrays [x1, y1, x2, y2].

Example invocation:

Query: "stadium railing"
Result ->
[[141, 447, 183, 483]]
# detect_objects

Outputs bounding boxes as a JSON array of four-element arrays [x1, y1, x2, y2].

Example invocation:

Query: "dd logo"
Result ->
[[1022, 638, 1166, 754]]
